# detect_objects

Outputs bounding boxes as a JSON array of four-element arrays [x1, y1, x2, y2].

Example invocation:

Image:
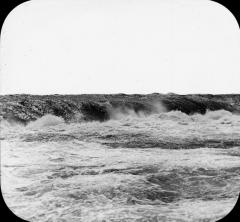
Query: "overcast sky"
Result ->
[[0, 0, 239, 94]]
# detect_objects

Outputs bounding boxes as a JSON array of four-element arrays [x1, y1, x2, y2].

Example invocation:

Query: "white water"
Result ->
[[1, 110, 240, 221]]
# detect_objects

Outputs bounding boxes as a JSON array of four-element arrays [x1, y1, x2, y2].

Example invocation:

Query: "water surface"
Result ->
[[1, 110, 240, 221]]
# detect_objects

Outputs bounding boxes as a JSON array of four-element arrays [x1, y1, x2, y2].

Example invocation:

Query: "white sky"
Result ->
[[0, 0, 239, 94]]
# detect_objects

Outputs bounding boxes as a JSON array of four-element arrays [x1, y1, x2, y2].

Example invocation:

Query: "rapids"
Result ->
[[1, 110, 240, 221]]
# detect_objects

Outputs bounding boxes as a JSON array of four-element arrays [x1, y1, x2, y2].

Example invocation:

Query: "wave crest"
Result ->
[[27, 114, 65, 128]]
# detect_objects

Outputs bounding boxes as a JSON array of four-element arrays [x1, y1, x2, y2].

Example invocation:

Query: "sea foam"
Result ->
[[27, 114, 65, 128]]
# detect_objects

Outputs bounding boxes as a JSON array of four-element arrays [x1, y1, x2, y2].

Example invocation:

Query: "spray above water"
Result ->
[[109, 107, 147, 120], [108, 101, 167, 120], [27, 114, 65, 128]]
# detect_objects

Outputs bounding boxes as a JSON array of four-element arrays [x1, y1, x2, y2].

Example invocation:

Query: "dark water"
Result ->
[[1, 110, 240, 221]]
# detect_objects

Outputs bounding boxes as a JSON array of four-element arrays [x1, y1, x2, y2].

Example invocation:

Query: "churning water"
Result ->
[[1, 110, 240, 221]]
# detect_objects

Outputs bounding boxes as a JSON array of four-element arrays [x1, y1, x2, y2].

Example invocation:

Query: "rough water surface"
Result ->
[[1, 109, 240, 222]]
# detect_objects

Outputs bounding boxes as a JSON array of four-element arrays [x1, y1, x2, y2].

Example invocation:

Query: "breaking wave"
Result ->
[[24, 109, 239, 126], [1, 109, 240, 149], [27, 114, 65, 128]]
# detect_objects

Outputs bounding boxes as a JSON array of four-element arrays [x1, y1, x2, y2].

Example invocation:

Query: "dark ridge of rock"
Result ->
[[0, 93, 239, 123], [80, 102, 110, 121]]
